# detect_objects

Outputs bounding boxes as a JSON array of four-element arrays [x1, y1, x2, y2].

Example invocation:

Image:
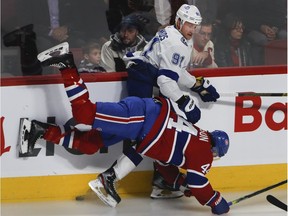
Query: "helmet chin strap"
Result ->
[[176, 18, 185, 34], [180, 20, 184, 31]]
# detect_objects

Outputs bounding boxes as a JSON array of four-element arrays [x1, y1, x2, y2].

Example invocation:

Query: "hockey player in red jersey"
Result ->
[[98, 4, 220, 202], [20, 43, 229, 215]]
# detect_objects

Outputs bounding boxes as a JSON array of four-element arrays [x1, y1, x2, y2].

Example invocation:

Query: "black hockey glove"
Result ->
[[191, 77, 220, 102]]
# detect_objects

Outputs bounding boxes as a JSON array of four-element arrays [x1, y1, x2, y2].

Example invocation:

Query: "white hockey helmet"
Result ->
[[175, 4, 202, 26]]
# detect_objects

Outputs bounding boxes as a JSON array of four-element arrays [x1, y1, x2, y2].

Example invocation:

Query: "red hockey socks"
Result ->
[[60, 68, 96, 125], [43, 125, 104, 155], [154, 161, 186, 186]]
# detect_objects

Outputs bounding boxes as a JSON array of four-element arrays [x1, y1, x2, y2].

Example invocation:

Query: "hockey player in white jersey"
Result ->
[[90, 4, 220, 205]]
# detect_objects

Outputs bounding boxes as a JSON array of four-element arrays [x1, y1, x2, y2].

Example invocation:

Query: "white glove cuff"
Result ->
[[203, 79, 211, 88], [184, 98, 196, 112]]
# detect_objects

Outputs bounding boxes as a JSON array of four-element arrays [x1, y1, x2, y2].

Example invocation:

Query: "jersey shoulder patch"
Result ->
[[180, 37, 188, 47]]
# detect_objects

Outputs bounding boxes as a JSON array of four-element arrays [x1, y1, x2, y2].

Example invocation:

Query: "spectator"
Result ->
[[155, 0, 186, 27], [187, 0, 218, 25], [12, 0, 110, 52], [1, 0, 110, 76], [106, 0, 161, 40], [78, 41, 106, 73], [189, 20, 218, 69], [155, 1, 218, 37], [127, 0, 160, 40], [214, 13, 253, 67], [245, 0, 287, 45], [154, 0, 172, 27], [105, 0, 135, 34], [101, 14, 147, 72], [243, 0, 287, 65], [1, 0, 44, 76], [2, 24, 43, 76]]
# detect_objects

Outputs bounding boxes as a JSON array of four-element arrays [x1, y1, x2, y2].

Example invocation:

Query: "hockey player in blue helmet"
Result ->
[[98, 3, 220, 202], [211, 130, 230, 158], [21, 41, 230, 215], [98, 3, 220, 207]]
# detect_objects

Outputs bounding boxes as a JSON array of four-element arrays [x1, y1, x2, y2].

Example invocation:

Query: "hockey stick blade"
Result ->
[[266, 195, 287, 211], [228, 179, 287, 206]]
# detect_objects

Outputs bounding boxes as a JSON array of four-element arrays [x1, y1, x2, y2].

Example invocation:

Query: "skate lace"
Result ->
[[109, 176, 117, 192], [29, 125, 45, 149], [30, 134, 43, 147]]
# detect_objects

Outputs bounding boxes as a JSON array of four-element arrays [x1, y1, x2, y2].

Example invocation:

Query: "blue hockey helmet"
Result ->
[[210, 130, 230, 157]]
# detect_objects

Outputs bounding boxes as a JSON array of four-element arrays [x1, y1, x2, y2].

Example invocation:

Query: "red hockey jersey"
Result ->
[[137, 97, 215, 205]]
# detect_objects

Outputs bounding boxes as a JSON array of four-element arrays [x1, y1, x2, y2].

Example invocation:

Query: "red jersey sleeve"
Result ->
[[183, 129, 215, 205]]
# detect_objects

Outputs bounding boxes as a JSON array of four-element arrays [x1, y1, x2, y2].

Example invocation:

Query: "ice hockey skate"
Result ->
[[88, 168, 121, 208], [37, 42, 75, 69], [150, 169, 184, 199], [19, 119, 49, 154]]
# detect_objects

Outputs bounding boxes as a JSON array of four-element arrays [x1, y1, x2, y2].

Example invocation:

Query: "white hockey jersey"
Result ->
[[125, 25, 197, 102]]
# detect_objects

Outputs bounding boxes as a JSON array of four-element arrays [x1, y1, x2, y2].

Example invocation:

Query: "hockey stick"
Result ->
[[266, 195, 287, 211], [220, 92, 287, 97], [228, 179, 287, 206]]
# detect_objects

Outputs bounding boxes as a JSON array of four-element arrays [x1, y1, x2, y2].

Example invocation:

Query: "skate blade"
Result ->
[[19, 118, 31, 154], [150, 186, 184, 199], [37, 42, 69, 62], [88, 179, 118, 208]]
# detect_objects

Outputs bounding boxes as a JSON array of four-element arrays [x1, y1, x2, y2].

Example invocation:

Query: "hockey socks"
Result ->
[[154, 161, 186, 188], [111, 146, 143, 180], [44, 124, 104, 155], [61, 67, 96, 126]]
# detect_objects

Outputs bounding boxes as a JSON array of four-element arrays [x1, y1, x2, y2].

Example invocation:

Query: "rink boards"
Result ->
[[0, 66, 287, 202]]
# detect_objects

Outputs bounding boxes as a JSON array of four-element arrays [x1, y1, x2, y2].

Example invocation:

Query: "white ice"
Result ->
[[1, 190, 287, 216]]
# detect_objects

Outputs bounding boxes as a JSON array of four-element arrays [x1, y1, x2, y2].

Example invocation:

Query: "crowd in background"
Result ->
[[1, 0, 287, 77]]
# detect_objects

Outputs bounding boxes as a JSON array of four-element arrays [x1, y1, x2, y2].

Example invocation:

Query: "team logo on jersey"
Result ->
[[158, 29, 168, 41], [180, 37, 188, 46]]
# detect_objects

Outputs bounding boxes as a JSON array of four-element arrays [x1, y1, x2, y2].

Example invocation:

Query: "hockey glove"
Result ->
[[191, 77, 220, 102], [177, 95, 201, 124], [125, 52, 145, 68], [207, 191, 230, 215]]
